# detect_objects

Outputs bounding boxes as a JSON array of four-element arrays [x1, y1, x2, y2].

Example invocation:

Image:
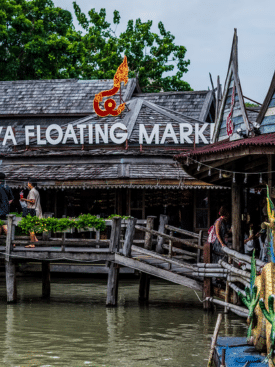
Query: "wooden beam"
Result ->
[[115, 254, 202, 291]]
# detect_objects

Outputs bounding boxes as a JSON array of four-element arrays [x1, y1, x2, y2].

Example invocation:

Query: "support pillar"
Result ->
[[5, 215, 17, 303], [156, 214, 168, 254], [106, 217, 121, 307], [139, 216, 156, 301], [42, 262, 50, 298], [231, 183, 241, 252]]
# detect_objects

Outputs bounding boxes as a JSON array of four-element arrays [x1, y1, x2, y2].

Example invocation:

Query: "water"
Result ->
[[0, 276, 247, 367]]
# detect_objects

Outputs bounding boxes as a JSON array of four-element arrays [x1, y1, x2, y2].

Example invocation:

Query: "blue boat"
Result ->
[[214, 337, 266, 366]]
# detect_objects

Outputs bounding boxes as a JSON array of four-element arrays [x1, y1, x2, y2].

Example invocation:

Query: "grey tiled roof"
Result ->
[[0, 79, 136, 115], [2, 162, 189, 182], [133, 90, 211, 120]]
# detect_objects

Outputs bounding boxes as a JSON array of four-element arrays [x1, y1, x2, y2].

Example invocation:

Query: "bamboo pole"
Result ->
[[207, 313, 223, 367], [205, 297, 248, 317], [219, 260, 250, 279], [222, 246, 265, 267]]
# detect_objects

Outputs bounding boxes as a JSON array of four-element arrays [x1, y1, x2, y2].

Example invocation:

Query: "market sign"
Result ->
[[0, 122, 214, 146]]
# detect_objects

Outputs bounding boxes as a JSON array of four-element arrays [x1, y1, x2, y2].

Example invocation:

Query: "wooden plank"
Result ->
[[131, 245, 196, 269], [2, 251, 115, 262], [162, 244, 197, 257], [115, 254, 202, 291], [135, 225, 204, 250], [165, 224, 200, 239]]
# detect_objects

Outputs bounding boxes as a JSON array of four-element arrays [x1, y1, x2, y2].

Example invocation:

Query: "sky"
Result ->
[[53, 0, 275, 104]]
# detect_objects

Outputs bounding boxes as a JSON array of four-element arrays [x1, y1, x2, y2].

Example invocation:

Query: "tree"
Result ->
[[73, 2, 192, 92], [0, 0, 84, 80], [0, 0, 192, 92]]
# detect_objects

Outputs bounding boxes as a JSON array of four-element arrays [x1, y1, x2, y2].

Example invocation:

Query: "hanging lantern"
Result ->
[[259, 173, 263, 184], [244, 173, 247, 184], [219, 170, 222, 179], [208, 168, 211, 176], [233, 172, 236, 183], [197, 163, 201, 171]]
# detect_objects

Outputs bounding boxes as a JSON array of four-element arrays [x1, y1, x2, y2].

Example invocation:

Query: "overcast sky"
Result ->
[[54, 0, 275, 104]]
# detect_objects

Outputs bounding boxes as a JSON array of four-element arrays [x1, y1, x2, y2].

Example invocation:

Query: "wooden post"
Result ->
[[197, 230, 203, 263], [139, 216, 155, 301], [106, 217, 121, 307], [203, 241, 212, 310], [207, 313, 223, 367], [42, 261, 50, 298], [231, 183, 241, 252], [224, 281, 229, 314], [42, 212, 53, 241], [122, 217, 137, 257], [5, 214, 17, 303], [61, 214, 66, 252], [95, 215, 100, 242], [156, 214, 168, 254]]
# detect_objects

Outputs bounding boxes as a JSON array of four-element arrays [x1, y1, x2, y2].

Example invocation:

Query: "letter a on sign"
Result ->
[[93, 56, 129, 117]]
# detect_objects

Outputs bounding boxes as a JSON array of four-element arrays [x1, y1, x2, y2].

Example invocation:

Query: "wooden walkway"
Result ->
[[2, 213, 256, 316], [2, 214, 205, 304]]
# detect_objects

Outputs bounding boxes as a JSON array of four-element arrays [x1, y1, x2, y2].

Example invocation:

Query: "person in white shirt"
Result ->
[[21, 180, 43, 247]]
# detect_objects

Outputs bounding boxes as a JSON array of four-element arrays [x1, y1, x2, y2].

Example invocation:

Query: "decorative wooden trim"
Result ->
[[199, 90, 214, 122], [256, 71, 275, 124]]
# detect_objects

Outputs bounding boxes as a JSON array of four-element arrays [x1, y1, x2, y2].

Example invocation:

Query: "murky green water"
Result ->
[[0, 276, 247, 367]]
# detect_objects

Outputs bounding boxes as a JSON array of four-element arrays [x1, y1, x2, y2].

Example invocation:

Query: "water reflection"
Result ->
[[0, 277, 247, 367]]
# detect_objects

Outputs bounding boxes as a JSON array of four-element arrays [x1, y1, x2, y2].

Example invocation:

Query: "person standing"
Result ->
[[20, 180, 42, 246], [209, 206, 230, 263], [0, 172, 14, 234], [21, 180, 42, 218]]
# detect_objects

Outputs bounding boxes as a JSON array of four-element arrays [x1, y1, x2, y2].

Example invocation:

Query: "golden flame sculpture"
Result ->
[[93, 56, 128, 117]]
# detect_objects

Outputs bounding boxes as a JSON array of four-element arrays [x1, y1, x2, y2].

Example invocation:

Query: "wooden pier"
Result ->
[[1, 214, 259, 315]]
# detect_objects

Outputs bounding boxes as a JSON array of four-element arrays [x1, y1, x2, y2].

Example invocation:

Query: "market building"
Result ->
[[0, 30, 260, 233], [0, 75, 224, 232]]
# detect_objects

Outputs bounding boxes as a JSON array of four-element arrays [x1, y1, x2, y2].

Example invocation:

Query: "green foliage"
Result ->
[[75, 214, 106, 231], [107, 214, 130, 220], [259, 295, 275, 364], [245, 102, 260, 108], [0, 219, 4, 226], [238, 250, 259, 339], [0, 0, 192, 92], [18, 214, 106, 234], [0, 0, 84, 80], [73, 2, 191, 92]]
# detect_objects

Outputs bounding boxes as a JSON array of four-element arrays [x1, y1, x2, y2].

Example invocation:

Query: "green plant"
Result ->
[[18, 214, 106, 234], [238, 250, 260, 340], [107, 214, 130, 220]]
